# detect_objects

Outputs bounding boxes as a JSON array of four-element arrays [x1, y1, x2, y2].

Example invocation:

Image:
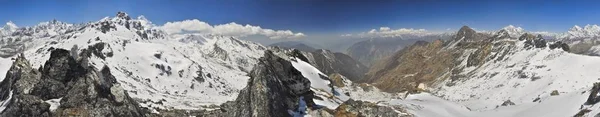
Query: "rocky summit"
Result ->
[[0, 49, 146, 116], [203, 50, 317, 116]]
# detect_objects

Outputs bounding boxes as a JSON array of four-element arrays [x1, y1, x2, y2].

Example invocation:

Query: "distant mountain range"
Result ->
[[268, 41, 317, 52], [345, 24, 600, 68], [346, 35, 452, 67]]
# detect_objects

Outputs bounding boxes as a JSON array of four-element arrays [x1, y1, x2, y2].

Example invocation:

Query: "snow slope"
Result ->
[[290, 57, 350, 109], [387, 90, 598, 117], [502, 25, 526, 38], [435, 40, 600, 111], [378, 36, 600, 117]]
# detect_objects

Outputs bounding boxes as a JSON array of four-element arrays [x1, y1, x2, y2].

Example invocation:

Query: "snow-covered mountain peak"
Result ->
[[571, 25, 583, 31], [560, 24, 600, 39], [33, 19, 74, 31], [114, 11, 131, 21], [584, 24, 600, 31], [502, 25, 523, 31], [2, 21, 18, 32], [136, 15, 153, 29], [501, 25, 526, 38]]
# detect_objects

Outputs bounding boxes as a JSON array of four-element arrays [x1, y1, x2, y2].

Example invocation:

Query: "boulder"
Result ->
[[551, 90, 559, 96], [534, 39, 547, 48], [501, 100, 515, 106]]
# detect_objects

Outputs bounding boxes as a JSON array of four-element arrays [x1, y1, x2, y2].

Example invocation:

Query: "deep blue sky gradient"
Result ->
[[1, 0, 600, 34]]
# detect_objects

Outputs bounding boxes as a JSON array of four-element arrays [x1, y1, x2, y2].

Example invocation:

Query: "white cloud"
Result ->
[[340, 34, 352, 37], [348, 27, 436, 38], [159, 19, 305, 39]]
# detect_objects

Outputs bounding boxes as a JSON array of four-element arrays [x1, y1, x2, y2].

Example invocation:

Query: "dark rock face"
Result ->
[[455, 26, 490, 42], [32, 49, 84, 100], [519, 33, 536, 41], [495, 29, 511, 39], [521, 33, 548, 49], [208, 44, 229, 61], [534, 39, 547, 48], [501, 100, 515, 106], [116, 11, 131, 21], [561, 43, 571, 52], [456, 26, 477, 41], [548, 41, 570, 52], [0, 49, 147, 116], [204, 50, 318, 117], [586, 82, 600, 105]]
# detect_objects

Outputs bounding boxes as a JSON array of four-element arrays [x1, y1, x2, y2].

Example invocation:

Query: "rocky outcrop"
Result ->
[[495, 29, 512, 39], [334, 99, 411, 117], [0, 49, 147, 116], [549, 41, 570, 52], [456, 26, 477, 41], [203, 50, 319, 117], [586, 82, 600, 105], [500, 100, 515, 106], [520, 33, 548, 48]]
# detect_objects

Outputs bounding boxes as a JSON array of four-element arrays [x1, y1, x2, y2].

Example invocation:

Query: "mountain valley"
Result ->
[[2, 11, 600, 117]]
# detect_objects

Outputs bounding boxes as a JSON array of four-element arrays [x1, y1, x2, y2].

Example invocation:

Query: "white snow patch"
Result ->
[[290, 57, 349, 109], [0, 90, 13, 112], [44, 98, 62, 112]]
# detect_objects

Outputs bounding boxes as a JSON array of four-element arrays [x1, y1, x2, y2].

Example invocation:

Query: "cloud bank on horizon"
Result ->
[[159, 19, 305, 39], [342, 27, 441, 38]]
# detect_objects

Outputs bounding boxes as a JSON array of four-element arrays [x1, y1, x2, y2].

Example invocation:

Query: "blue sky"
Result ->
[[1, 0, 600, 35]]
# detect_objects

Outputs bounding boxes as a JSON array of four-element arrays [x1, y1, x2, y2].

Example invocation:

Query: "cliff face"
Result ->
[[0, 49, 146, 116]]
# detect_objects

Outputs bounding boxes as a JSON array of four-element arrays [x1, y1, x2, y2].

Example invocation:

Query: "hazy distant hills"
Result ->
[[346, 35, 452, 67], [268, 41, 318, 52]]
